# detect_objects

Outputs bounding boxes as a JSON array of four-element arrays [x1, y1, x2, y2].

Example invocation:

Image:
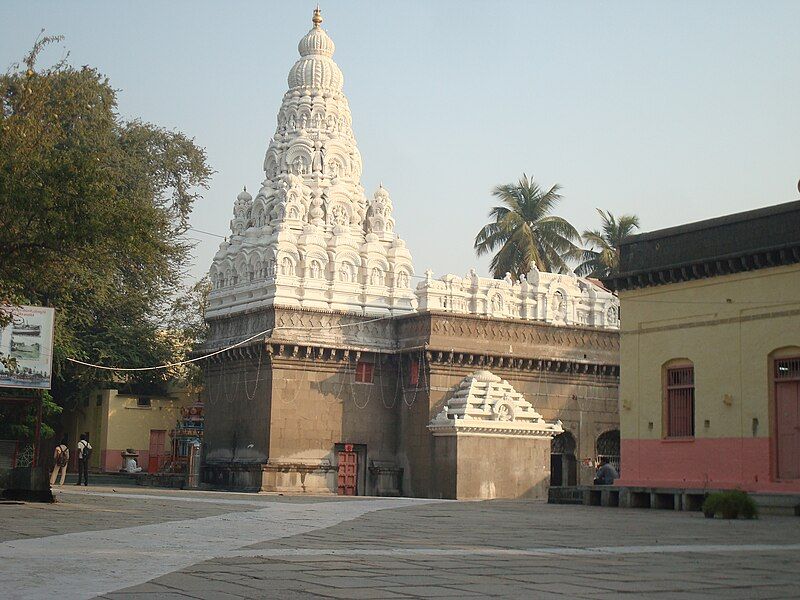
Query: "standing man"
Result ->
[[76, 433, 92, 486], [50, 436, 69, 486]]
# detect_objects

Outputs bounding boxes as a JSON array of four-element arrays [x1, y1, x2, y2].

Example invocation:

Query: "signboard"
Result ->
[[0, 306, 56, 390]]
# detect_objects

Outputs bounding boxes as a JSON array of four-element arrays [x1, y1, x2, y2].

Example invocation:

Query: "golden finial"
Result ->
[[312, 5, 322, 27]]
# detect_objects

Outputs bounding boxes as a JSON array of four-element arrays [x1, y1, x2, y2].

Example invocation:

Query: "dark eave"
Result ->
[[604, 199, 800, 292]]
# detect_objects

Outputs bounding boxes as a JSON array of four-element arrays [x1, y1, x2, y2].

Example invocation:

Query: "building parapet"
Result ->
[[415, 267, 619, 330]]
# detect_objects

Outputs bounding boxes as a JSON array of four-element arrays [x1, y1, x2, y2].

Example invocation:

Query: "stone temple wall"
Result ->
[[198, 11, 620, 498], [200, 306, 619, 498]]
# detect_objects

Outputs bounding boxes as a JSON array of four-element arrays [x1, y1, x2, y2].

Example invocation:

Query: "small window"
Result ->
[[775, 357, 800, 380], [96, 394, 102, 407], [137, 397, 152, 408], [409, 360, 419, 386], [665, 365, 694, 438], [355, 361, 374, 384]]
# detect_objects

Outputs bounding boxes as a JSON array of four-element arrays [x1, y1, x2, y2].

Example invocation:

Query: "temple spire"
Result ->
[[312, 5, 322, 27]]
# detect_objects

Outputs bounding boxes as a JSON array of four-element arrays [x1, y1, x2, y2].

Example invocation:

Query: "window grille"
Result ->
[[666, 366, 694, 438], [355, 361, 374, 384], [551, 431, 577, 455], [775, 357, 800, 380], [596, 430, 621, 474]]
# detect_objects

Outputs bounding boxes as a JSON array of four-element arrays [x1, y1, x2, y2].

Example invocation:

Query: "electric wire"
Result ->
[[65, 314, 394, 372]]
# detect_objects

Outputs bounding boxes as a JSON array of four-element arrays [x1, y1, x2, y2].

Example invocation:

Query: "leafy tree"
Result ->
[[161, 277, 212, 387], [474, 174, 582, 277], [576, 209, 640, 278], [0, 34, 213, 440]]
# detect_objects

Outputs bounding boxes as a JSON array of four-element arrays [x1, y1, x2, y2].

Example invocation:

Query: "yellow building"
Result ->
[[607, 199, 800, 493], [66, 387, 195, 473]]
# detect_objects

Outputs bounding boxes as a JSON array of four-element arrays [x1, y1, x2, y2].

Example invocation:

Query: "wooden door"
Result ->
[[550, 454, 563, 487], [337, 449, 358, 495], [148, 430, 166, 474], [564, 453, 578, 486], [776, 380, 800, 480]]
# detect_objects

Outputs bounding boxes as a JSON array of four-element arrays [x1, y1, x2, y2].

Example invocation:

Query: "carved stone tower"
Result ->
[[207, 8, 415, 318]]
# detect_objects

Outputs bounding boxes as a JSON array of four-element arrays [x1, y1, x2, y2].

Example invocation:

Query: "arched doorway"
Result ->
[[550, 431, 577, 487], [596, 429, 620, 474]]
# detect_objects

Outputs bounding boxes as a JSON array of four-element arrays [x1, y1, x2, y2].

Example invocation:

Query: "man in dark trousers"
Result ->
[[75, 433, 92, 486]]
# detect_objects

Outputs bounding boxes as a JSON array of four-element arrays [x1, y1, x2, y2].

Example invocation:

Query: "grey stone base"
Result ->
[[550, 485, 800, 516], [261, 461, 337, 494], [1, 466, 54, 503], [202, 462, 265, 492]]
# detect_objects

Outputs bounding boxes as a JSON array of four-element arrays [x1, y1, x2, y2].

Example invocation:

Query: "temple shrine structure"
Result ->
[[201, 9, 621, 499]]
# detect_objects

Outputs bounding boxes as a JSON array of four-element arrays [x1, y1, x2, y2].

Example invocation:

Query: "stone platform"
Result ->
[[551, 485, 800, 516]]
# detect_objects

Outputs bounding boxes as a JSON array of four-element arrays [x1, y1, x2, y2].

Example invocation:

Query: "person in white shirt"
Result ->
[[50, 437, 69, 486], [76, 434, 92, 486]]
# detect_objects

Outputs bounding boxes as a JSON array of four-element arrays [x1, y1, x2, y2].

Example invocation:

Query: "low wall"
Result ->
[[1, 466, 53, 502], [202, 461, 265, 492]]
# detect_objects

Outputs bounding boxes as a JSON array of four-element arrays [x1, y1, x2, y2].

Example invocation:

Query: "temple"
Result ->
[[201, 10, 621, 499], [207, 7, 414, 318]]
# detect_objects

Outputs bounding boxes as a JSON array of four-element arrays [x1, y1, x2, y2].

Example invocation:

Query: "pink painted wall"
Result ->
[[618, 438, 800, 493]]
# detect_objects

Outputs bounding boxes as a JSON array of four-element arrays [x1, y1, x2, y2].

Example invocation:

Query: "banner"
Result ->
[[0, 306, 56, 390]]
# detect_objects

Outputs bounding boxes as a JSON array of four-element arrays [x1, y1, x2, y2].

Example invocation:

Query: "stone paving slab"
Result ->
[[3, 487, 800, 599]]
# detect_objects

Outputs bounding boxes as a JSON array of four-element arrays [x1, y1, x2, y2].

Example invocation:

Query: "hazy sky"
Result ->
[[4, 1, 799, 283]]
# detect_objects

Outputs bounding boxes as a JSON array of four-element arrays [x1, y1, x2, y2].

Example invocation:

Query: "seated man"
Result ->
[[124, 457, 143, 473], [593, 456, 619, 485]]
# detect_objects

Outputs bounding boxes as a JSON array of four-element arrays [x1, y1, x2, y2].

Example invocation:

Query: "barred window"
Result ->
[[355, 361, 374, 384], [666, 365, 694, 438], [775, 357, 800, 380]]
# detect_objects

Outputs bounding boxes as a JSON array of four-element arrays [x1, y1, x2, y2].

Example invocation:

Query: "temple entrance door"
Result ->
[[337, 444, 358, 495], [550, 453, 563, 487], [550, 431, 577, 487], [148, 429, 166, 474], [776, 380, 800, 480]]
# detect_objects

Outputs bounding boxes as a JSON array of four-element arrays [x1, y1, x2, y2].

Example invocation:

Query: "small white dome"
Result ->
[[288, 10, 343, 92], [237, 188, 253, 203], [373, 185, 391, 201], [287, 56, 343, 92], [298, 13, 335, 58]]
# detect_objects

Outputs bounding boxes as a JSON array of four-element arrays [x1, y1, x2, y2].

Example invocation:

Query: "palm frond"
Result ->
[[475, 174, 577, 277]]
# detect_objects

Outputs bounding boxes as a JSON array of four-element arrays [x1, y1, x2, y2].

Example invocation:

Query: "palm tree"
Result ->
[[474, 174, 581, 278], [576, 209, 640, 278]]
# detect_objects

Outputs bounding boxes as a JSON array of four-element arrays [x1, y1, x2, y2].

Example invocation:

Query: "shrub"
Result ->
[[702, 490, 758, 519]]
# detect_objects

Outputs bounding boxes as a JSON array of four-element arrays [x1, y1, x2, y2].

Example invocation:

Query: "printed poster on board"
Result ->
[[0, 306, 56, 390]]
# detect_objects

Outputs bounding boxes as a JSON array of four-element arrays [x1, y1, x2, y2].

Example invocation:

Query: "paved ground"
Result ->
[[1, 486, 799, 599]]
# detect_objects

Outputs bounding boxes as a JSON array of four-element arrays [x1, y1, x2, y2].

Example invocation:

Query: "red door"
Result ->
[[776, 380, 800, 480], [337, 446, 357, 495], [148, 430, 166, 474]]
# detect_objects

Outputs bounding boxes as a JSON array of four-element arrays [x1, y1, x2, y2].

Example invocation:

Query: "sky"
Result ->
[[3, 1, 799, 283]]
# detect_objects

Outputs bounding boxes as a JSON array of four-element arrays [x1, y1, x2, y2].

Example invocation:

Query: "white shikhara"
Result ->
[[207, 9, 619, 330], [208, 9, 415, 318]]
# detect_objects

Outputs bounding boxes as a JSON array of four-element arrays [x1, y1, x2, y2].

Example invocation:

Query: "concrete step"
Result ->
[[751, 493, 800, 516], [62, 472, 142, 487]]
